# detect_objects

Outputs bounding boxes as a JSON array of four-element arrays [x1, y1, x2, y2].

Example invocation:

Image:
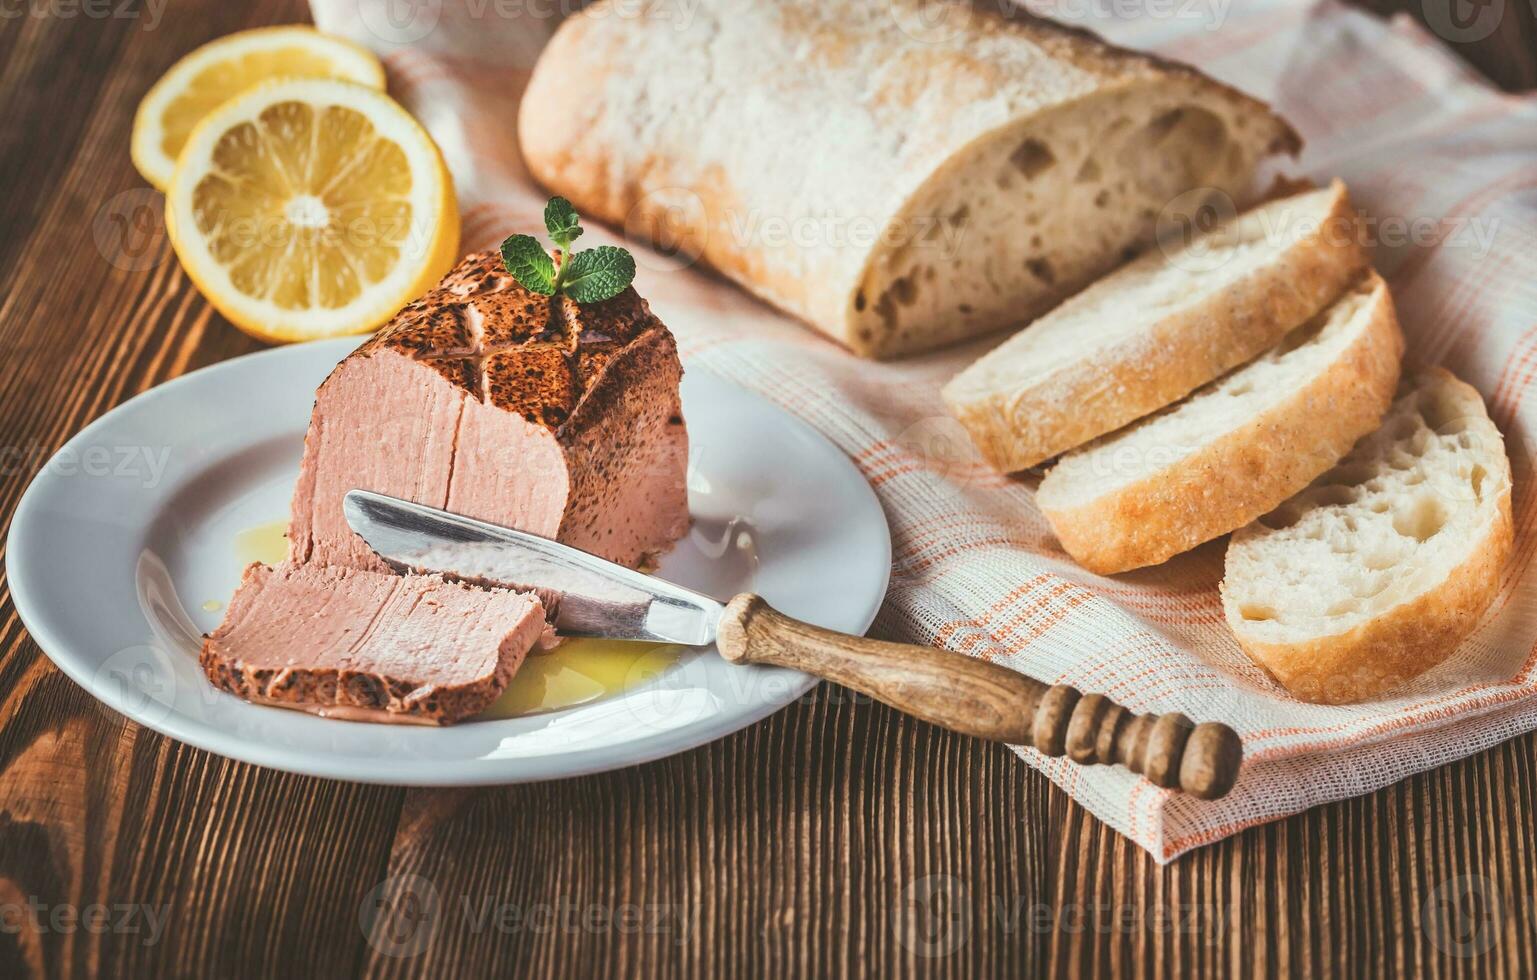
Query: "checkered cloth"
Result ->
[[312, 0, 1537, 860]]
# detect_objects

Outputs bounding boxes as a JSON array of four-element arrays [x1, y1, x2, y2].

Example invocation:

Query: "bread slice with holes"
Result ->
[[1221, 369, 1513, 704], [520, 0, 1299, 358], [1036, 273, 1403, 574], [943, 181, 1368, 472]]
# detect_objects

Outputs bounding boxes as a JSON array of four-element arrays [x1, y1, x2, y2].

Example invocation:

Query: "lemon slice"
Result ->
[[133, 26, 385, 191], [166, 77, 460, 343]]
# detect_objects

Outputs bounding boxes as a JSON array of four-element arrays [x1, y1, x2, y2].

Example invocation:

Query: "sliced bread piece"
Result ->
[[1037, 273, 1403, 574], [943, 181, 1368, 472], [1221, 369, 1513, 704]]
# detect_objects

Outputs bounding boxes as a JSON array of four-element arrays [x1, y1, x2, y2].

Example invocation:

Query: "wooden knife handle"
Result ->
[[716, 594, 1242, 800]]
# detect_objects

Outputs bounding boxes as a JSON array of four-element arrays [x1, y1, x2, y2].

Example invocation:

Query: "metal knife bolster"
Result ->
[[342, 490, 724, 647]]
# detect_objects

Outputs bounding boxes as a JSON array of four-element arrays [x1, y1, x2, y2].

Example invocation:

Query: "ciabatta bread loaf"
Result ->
[[518, 0, 1298, 358], [1221, 369, 1513, 704], [944, 181, 1367, 471], [1038, 273, 1402, 574]]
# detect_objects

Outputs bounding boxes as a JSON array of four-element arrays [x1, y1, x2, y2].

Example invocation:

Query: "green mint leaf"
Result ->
[[544, 196, 583, 252], [560, 246, 636, 304], [500, 234, 556, 295], [503, 198, 636, 303]]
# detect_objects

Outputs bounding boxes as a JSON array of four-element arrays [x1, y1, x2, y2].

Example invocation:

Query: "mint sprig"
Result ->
[[499, 197, 634, 303]]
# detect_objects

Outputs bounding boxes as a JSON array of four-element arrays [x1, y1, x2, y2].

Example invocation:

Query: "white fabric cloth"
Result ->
[[312, 0, 1537, 861]]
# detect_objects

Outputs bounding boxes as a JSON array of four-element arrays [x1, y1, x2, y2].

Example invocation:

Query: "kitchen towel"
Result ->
[[311, 0, 1537, 861]]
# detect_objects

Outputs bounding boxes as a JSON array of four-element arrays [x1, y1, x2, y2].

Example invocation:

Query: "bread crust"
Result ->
[[1221, 368, 1515, 703], [518, 0, 1297, 357], [1038, 273, 1403, 574], [945, 181, 1368, 472]]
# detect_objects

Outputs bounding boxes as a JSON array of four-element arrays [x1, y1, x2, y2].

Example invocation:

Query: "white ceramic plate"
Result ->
[[7, 339, 891, 784]]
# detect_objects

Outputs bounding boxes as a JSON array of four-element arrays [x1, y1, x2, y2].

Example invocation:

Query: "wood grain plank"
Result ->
[[0, 4, 392, 980], [0, 13, 130, 284], [0, 1, 1535, 978], [351, 689, 1051, 979]]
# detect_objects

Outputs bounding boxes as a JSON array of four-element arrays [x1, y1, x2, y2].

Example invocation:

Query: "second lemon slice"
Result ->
[[132, 25, 386, 191], [166, 77, 459, 343]]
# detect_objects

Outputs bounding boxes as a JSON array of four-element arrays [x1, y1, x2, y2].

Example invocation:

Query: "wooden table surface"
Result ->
[[2, 2, 1535, 977]]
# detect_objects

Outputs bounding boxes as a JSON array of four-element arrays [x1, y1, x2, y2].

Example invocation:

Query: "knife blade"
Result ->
[[342, 489, 723, 647]]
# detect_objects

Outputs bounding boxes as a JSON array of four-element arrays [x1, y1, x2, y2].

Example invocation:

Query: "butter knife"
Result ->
[[343, 489, 1243, 799]]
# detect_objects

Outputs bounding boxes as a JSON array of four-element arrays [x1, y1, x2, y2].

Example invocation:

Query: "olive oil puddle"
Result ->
[[235, 519, 289, 567], [204, 519, 291, 612], [478, 639, 684, 719]]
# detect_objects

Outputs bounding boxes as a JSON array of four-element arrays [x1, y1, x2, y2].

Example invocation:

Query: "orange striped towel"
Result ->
[[313, 0, 1537, 861]]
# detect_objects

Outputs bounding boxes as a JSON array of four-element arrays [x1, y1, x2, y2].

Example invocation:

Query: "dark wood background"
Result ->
[[2, 1, 1534, 976]]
